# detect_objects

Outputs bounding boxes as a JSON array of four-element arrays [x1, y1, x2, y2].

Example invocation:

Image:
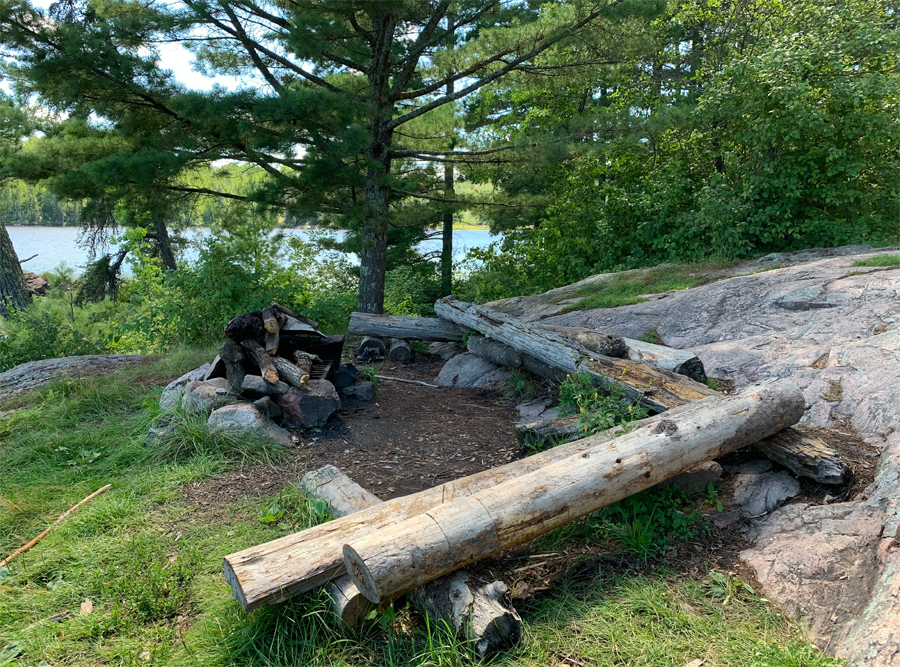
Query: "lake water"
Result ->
[[6, 226, 500, 275]]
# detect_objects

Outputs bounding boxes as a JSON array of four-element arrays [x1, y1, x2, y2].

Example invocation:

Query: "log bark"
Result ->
[[223, 385, 794, 611], [242, 338, 279, 384], [356, 337, 386, 361], [262, 307, 280, 334], [219, 340, 247, 394], [539, 325, 627, 358], [435, 297, 717, 412], [754, 429, 850, 485], [342, 380, 805, 603], [265, 329, 279, 356], [0, 221, 31, 317], [466, 335, 567, 383], [272, 356, 309, 390], [349, 312, 466, 342], [388, 339, 411, 363], [301, 466, 522, 652]]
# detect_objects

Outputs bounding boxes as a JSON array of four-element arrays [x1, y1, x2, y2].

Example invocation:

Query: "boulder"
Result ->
[[436, 352, 509, 390], [729, 469, 800, 517], [160, 363, 213, 411], [23, 271, 48, 296], [181, 377, 230, 415], [333, 363, 360, 389], [275, 380, 341, 429], [341, 381, 376, 402], [253, 396, 283, 419], [207, 403, 294, 448], [241, 374, 290, 397]]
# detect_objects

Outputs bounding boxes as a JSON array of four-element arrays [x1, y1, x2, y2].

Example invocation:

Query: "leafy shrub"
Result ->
[[557, 372, 649, 435]]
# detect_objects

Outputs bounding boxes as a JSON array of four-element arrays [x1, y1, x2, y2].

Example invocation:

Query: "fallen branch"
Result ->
[[375, 375, 438, 388], [0, 484, 112, 568]]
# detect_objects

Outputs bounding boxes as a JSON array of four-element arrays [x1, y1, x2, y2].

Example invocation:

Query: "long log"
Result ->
[[435, 297, 717, 412], [620, 337, 707, 383], [300, 466, 523, 654], [264, 329, 279, 356], [343, 380, 805, 603], [242, 338, 279, 384], [349, 312, 466, 342], [224, 406, 690, 611], [539, 325, 626, 358], [272, 356, 310, 390], [466, 335, 566, 384]]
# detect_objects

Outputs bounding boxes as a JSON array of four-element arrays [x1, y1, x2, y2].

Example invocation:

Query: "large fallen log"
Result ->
[[349, 312, 466, 342], [435, 297, 717, 412], [224, 406, 689, 611], [301, 466, 522, 654], [342, 380, 805, 603], [753, 428, 850, 485], [539, 325, 626, 358]]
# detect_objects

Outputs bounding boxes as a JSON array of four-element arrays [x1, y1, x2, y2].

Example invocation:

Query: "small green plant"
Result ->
[[706, 377, 722, 390], [409, 340, 428, 355], [558, 372, 648, 435], [358, 365, 378, 392], [748, 263, 783, 275], [520, 431, 569, 456], [707, 570, 756, 605], [852, 254, 900, 267], [639, 329, 661, 344], [502, 370, 539, 398], [705, 480, 723, 513], [460, 329, 478, 347], [823, 380, 843, 402]]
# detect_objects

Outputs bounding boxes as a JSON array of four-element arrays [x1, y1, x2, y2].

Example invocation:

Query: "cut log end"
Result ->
[[326, 577, 376, 627], [388, 339, 412, 363], [342, 544, 381, 603]]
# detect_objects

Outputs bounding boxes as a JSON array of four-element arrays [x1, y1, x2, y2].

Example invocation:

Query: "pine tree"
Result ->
[[0, 0, 633, 312], [0, 95, 32, 317]]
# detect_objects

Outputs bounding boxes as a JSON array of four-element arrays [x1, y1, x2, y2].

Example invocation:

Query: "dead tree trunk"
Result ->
[[343, 380, 805, 603], [435, 297, 717, 412], [539, 325, 626, 358], [301, 466, 522, 654]]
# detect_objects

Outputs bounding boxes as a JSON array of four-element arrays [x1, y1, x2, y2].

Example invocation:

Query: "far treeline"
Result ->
[[0, 0, 897, 342]]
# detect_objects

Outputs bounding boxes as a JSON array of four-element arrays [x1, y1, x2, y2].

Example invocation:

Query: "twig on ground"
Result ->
[[0, 484, 112, 568], [374, 375, 439, 388]]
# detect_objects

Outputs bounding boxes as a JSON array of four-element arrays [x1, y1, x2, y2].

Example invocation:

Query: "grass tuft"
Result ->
[[852, 254, 900, 267]]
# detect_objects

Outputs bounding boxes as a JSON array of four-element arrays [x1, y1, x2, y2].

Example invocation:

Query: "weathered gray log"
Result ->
[[241, 374, 289, 397], [262, 307, 280, 334], [265, 329, 279, 356], [410, 572, 522, 657], [539, 325, 627, 358], [0, 354, 152, 400], [388, 339, 411, 363], [241, 338, 279, 384], [356, 337, 386, 362], [349, 312, 466, 342], [466, 335, 567, 383], [224, 406, 685, 611], [435, 297, 718, 412], [754, 429, 850, 485], [618, 337, 707, 383], [272, 356, 309, 390], [343, 380, 805, 603], [301, 465, 523, 653], [219, 340, 247, 394]]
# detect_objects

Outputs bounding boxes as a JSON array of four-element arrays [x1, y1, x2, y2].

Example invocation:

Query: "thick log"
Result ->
[[466, 335, 567, 383], [272, 356, 310, 390], [219, 340, 246, 394], [754, 429, 850, 485], [242, 338, 279, 384], [224, 406, 685, 611], [265, 329, 279, 356], [262, 307, 280, 334], [349, 312, 466, 342], [539, 325, 627, 358], [301, 465, 523, 652], [388, 339, 411, 364], [435, 297, 717, 412], [342, 380, 805, 603], [619, 337, 707, 383], [356, 337, 386, 362]]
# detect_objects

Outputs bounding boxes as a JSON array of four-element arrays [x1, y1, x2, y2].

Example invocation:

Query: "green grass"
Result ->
[[562, 264, 722, 312], [851, 254, 900, 267], [0, 348, 842, 667]]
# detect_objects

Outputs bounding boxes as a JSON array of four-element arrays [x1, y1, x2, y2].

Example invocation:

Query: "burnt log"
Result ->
[[225, 313, 264, 343], [242, 338, 279, 384], [342, 380, 805, 603], [356, 337, 386, 362]]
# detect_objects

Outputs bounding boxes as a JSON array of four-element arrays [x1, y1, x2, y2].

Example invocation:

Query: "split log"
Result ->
[[388, 339, 411, 364], [356, 337, 386, 362], [241, 374, 289, 397], [262, 307, 280, 334], [435, 297, 717, 413], [265, 329, 279, 356], [272, 356, 310, 390], [301, 466, 522, 653], [224, 388, 786, 611], [219, 340, 247, 394], [242, 338, 279, 384], [349, 312, 466, 342], [539, 325, 627, 358], [342, 380, 805, 603], [754, 429, 850, 485]]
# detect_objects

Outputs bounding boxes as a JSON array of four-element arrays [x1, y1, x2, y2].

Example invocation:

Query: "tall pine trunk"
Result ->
[[358, 169, 390, 313], [0, 222, 31, 317], [441, 76, 455, 298], [152, 216, 177, 271]]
